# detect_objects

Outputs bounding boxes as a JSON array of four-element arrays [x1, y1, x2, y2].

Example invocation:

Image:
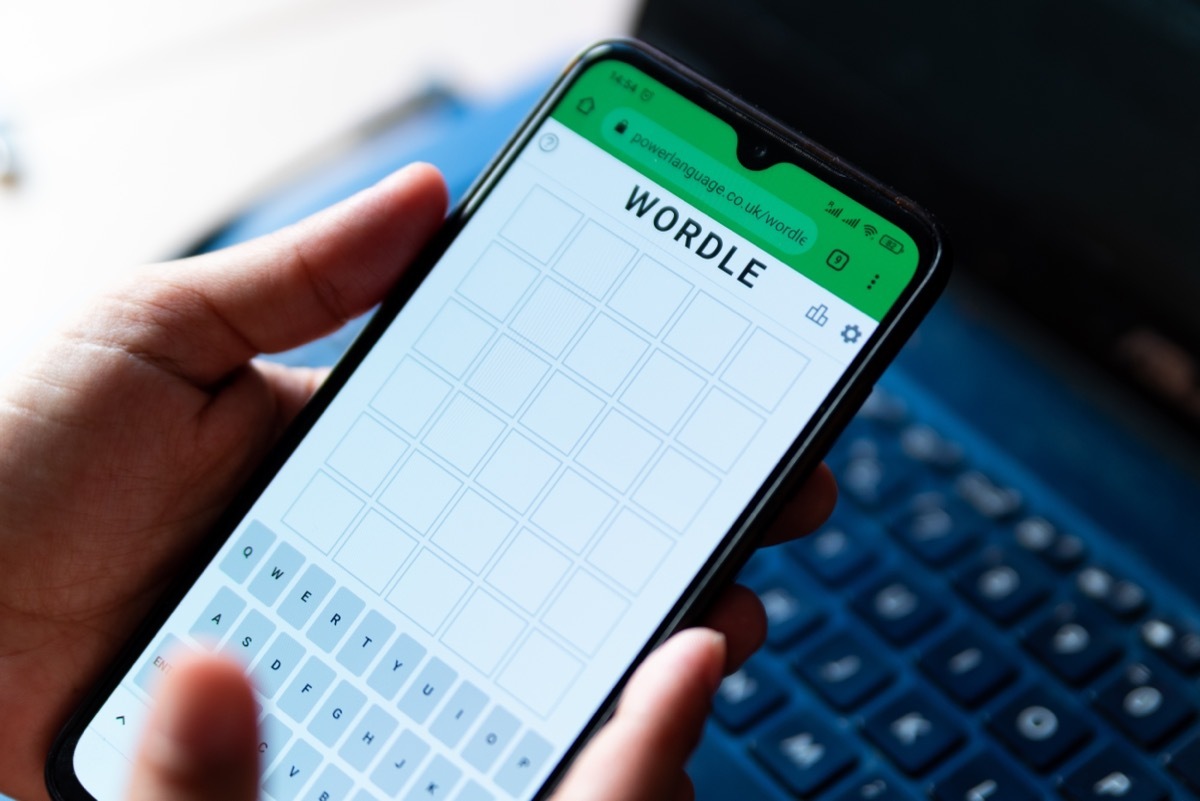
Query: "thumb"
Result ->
[[552, 628, 726, 801], [127, 655, 259, 801]]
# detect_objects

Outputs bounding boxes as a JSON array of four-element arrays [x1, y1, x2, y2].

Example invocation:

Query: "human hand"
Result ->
[[0, 163, 835, 800]]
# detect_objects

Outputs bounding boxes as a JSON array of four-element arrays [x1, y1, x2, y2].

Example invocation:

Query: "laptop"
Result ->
[[181, 1, 1200, 797]]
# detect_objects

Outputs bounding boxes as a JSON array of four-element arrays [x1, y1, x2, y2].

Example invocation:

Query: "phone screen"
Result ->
[[67, 48, 929, 801]]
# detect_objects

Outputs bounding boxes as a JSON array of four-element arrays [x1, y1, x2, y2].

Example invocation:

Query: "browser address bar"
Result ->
[[601, 108, 819, 257]]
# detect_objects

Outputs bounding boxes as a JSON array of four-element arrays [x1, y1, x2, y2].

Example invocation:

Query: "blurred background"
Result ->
[[0, 0, 637, 375]]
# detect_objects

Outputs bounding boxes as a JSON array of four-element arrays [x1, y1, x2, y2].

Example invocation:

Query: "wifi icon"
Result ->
[[862, 224, 878, 239]]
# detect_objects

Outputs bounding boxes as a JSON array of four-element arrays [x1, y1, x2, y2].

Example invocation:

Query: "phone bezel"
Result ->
[[46, 38, 948, 800]]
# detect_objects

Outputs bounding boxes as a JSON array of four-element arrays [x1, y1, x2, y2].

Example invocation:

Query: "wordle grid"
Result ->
[[128, 182, 812, 800]]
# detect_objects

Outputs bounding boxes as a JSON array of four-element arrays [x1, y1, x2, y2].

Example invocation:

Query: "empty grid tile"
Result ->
[[499, 186, 582, 263], [326, 415, 407, 495], [282, 471, 363, 554], [413, 300, 495, 378], [379, 452, 461, 534], [619, 350, 706, 433], [487, 529, 571, 614], [477, 432, 560, 513], [386, 550, 470, 634], [370, 357, 452, 437], [457, 243, 538, 320], [564, 315, 648, 394], [510, 279, 592, 358], [431, 491, 515, 574], [587, 510, 674, 593], [552, 220, 636, 298], [520, 372, 604, 454], [721, 328, 810, 410], [664, 293, 750, 373], [532, 470, 615, 552], [335, 511, 417, 594], [608, 255, 692, 336], [677, 388, 764, 471]]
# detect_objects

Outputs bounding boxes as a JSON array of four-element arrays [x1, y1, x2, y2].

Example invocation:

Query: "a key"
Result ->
[[1139, 617, 1200, 674], [750, 710, 857, 796], [305, 764, 353, 801], [987, 687, 1092, 771], [279, 565, 335, 630], [189, 586, 246, 647], [367, 633, 427, 700], [252, 632, 305, 699], [398, 657, 457, 724], [403, 754, 461, 801], [1022, 602, 1121, 685], [223, 608, 276, 666], [339, 704, 400, 770], [1011, 516, 1086, 572], [953, 547, 1054, 625], [862, 689, 964, 775], [931, 751, 1038, 801], [795, 631, 894, 711], [713, 660, 786, 731], [463, 705, 519, 773], [752, 574, 824, 648], [890, 492, 983, 567], [264, 738, 321, 801], [257, 714, 293, 775], [452, 781, 494, 801], [309, 680, 367, 747], [494, 730, 553, 796], [430, 682, 488, 748], [1060, 746, 1167, 801], [279, 656, 336, 724], [370, 729, 430, 796], [249, 541, 305, 607], [831, 775, 919, 801], [336, 609, 395, 675], [134, 634, 191, 696], [307, 586, 366, 653], [220, 520, 276, 583], [853, 573, 944, 645], [1094, 661, 1195, 748], [919, 627, 1016, 707], [955, 471, 1021, 520], [787, 514, 879, 587]]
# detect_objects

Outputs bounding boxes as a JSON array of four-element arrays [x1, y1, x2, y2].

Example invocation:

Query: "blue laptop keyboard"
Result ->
[[690, 374, 1200, 800], [190, 83, 1200, 800]]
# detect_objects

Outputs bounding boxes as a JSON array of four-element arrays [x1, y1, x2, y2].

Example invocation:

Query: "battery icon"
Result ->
[[879, 234, 904, 255]]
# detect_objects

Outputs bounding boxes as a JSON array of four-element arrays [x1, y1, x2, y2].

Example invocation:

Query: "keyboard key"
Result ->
[[279, 565, 336, 629], [988, 688, 1091, 771], [453, 781, 494, 801], [857, 388, 908, 426], [337, 609, 395, 675], [495, 730, 553, 796], [1011, 517, 1085, 571], [955, 471, 1021, 520], [713, 661, 786, 731], [750, 710, 857, 796], [753, 576, 824, 648], [190, 586, 246, 646], [832, 775, 918, 801], [252, 632, 305, 699], [931, 751, 1038, 801], [221, 520, 276, 583], [854, 574, 944, 644], [249, 541, 305, 607], [1022, 602, 1121, 685], [307, 587, 365, 653], [257, 713, 293, 774], [920, 627, 1016, 707], [398, 657, 457, 724], [339, 704, 400, 770], [279, 656, 337, 723], [795, 631, 894, 711], [430, 682, 488, 748], [306, 764, 354, 801], [954, 548, 1054, 625], [367, 633, 427, 700], [223, 608, 276, 666], [899, 423, 964, 471], [463, 705, 520, 773], [788, 516, 879, 587], [1093, 661, 1195, 747], [863, 689, 964, 775], [310, 680, 367, 747], [1168, 733, 1200, 792], [837, 447, 913, 510], [265, 738, 321, 801], [370, 729, 430, 796], [1104, 578, 1149, 619], [890, 492, 983, 566], [1060, 746, 1167, 801], [134, 633, 191, 696], [404, 754, 461, 801], [1140, 617, 1200, 674]]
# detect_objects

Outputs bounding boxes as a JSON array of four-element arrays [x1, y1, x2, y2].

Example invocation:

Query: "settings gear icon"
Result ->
[[840, 324, 862, 344]]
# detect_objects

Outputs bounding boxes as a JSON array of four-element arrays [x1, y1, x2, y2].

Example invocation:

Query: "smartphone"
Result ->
[[48, 39, 947, 800]]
